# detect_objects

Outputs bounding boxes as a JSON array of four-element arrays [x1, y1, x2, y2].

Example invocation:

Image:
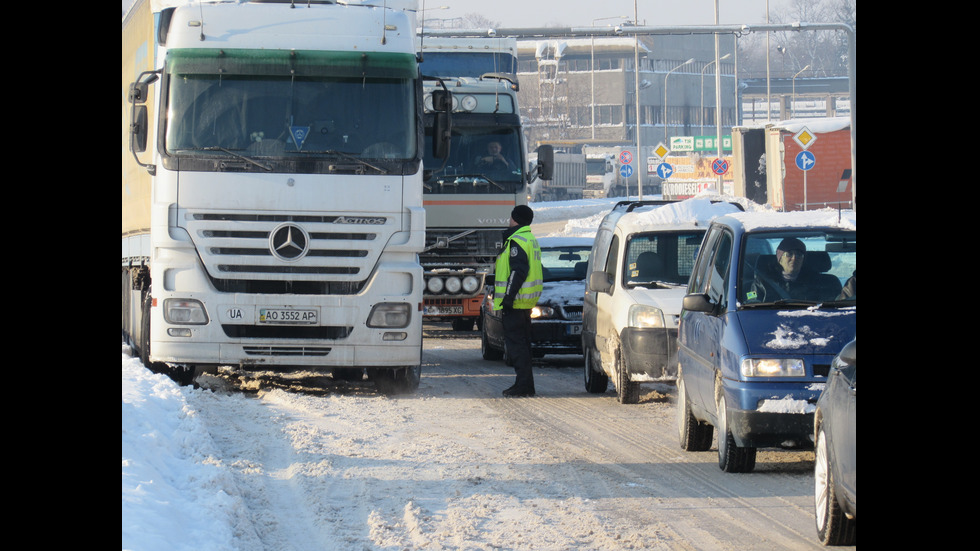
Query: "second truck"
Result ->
[[418, 36, 551, 331]]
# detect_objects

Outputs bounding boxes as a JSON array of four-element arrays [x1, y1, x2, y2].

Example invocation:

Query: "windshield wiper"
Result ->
[[430, 173, 506, 191], [742, 299, 820, 309], [304, 149, 388, 175], [201, 147, 273, 171]]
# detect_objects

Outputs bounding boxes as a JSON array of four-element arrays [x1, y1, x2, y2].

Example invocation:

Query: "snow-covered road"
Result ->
[[124, 326, 841, 550]]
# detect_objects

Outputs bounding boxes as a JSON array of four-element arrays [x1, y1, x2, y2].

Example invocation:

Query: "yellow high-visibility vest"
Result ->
[[493, 226, 543, 310]]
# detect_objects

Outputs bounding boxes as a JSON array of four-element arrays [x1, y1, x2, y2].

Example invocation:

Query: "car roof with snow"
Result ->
[[599, 198, 745, 236], [537, 236, 596, 249]]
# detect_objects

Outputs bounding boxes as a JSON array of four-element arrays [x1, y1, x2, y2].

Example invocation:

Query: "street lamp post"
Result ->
[[591, 16, 629, 139], [700, 53, 731, 135], [792, 64, 810, 118], [663, 58, 694, 144]]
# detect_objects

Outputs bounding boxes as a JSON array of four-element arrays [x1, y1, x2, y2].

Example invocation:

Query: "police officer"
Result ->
[[494, 205, 543, 397]]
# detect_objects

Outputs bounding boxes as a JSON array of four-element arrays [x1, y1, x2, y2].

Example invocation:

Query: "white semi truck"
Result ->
[[418, 36, 552, 331], [122, 0, 449, 393]]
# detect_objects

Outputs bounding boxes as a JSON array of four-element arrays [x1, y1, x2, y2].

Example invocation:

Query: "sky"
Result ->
[[420, 0, 782, 28]]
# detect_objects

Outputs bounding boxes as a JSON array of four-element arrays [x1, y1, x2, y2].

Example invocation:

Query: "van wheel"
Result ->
[[615, 349, 639, 404], [677, 372, 713, 451], [716, 386, 756, 472], [583, 346, 608, 393]]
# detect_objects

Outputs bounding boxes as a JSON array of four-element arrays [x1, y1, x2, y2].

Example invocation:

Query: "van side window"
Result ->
[[689, 227, 720, 294], [706, 231, 733, 308], [604, 235, 620, 290]]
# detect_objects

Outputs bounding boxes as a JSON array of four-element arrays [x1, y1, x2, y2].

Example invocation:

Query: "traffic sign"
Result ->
[[620, 164, 633, 178], [711, 158, 730, 175], [795, 151, 816, 171], [652, 142, 670, 160], [619, 150, 633, 165], [656, 162, 674, 179], [792, 127, 817, 150]]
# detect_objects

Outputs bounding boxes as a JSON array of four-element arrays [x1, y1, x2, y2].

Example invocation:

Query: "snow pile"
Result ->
[[122, 345, 243, 551]]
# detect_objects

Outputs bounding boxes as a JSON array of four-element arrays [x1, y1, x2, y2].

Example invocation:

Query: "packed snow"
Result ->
[[122, 193, 853, 550]]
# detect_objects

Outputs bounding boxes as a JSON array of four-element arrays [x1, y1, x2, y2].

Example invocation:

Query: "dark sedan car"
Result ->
[[814, 338, 856, 546], [481, 237, 593, 361]]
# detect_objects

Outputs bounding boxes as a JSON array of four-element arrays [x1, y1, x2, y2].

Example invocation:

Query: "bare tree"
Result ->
[[737, 0, 854, 78]]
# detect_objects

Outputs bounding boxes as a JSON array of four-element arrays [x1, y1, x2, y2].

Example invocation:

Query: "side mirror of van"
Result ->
[[682, 293, 718, 315], [589, 271, 612, 294]]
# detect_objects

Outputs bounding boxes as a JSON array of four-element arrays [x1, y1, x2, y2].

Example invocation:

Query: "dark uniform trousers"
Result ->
[[502, 308, 534, 391]]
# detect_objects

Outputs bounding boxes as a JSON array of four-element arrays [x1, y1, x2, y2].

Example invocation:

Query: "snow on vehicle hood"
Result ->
[[737, 308, 856, 356], [539, 279, 586, 306]]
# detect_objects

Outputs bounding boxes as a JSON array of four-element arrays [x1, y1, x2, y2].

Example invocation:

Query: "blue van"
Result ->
[[676, 211, 855, 473]]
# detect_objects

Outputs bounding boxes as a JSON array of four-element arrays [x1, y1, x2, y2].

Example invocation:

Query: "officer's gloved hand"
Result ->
[[502, 295, 514, 311]]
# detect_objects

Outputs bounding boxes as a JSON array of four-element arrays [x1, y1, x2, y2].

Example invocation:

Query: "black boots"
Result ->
[[502, 385, 535, 397]]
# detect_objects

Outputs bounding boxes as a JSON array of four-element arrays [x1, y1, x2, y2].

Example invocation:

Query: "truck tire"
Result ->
[[452, 318, 475, 332], [369, 365, 421, 395]]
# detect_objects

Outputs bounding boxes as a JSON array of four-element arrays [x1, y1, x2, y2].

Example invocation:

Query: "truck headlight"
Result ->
[[163, 299, 209, 324], [628, 304, 665, 328], [445, 276, 462, 294], [427, 277, 444, 293], [740, 358, 805, 377], [462, 275, 481, 293], [367, 303, 411, 328]]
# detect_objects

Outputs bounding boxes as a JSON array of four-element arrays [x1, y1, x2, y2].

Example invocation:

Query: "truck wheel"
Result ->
[[451, 318, 475, 332], [370, 365, 421, 395], [333, 368, 365, 381], [615, 349, 639, 404], [583, 347, 608, 393], [677, 372, 713, 451], [715, 384, 756, 472]]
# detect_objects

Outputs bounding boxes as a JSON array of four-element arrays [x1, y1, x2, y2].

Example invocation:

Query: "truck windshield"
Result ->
[[422, 125, 524, 194], [739, 230, 856, 306], [420, 52, 517, 78]]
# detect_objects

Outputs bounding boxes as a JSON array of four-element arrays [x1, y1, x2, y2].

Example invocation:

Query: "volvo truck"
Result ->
[[418, 36, 550, 331], [122, 0, 450, 392]]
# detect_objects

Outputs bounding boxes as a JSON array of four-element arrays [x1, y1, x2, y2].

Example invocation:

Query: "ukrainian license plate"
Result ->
[[567, 324, 582, 335], [259, 308, 318, 325]]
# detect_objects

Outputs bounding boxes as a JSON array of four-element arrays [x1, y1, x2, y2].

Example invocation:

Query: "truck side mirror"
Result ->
[[431, 89, 452, 160], [131, 105, 149, 153], [536, 144, 554, 181]]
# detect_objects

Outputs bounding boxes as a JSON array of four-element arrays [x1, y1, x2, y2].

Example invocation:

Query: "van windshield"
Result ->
[[740, 230, 856, 305]]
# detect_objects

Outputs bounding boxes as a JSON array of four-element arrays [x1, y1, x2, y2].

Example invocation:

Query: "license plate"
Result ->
[[567, 324, 582, 335], [259, 308, 318, 325], [423, 305, 463, 315]]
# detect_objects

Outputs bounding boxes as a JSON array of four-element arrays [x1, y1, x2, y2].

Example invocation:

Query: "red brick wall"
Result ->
[[780, 128, 852, 211]]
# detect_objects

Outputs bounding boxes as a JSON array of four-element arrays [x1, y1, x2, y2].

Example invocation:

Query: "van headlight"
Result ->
[[367, 303, 411, 328], [163, 299, 209, 324], [740, 358, 805, 377], [628, 304, 665, 328]]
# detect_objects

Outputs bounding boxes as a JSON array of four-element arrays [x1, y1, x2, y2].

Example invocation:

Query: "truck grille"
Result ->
[[421, 229, 502, 267], [186, 212, 390, 295]]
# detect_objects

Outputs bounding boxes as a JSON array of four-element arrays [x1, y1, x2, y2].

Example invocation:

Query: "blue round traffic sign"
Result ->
[[795, 151, 816, 171], [711, 158, 729, 175], [657, 162, 674, 179], [620, 164, 633, 178]]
